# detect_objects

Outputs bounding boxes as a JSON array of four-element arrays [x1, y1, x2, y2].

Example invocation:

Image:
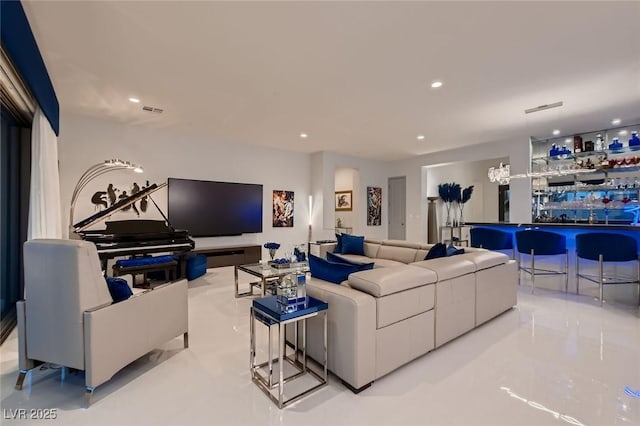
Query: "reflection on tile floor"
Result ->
[[1, 267, 638, 425]]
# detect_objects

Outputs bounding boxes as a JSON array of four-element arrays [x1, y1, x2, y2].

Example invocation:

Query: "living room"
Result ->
[[1, 1, 639, 425]]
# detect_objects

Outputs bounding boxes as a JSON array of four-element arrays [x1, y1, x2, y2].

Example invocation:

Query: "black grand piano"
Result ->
[[73, 183, 195, 276]]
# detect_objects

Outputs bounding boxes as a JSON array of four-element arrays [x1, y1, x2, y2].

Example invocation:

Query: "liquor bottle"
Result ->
[[573, 135, 583, 153], [595, 134, 604, 151]]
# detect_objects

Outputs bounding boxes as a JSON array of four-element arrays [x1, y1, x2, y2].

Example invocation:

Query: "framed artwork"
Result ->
[[273, 190, 294, 227], [367, 186, 382, 226], [335, 190, 353, 211]]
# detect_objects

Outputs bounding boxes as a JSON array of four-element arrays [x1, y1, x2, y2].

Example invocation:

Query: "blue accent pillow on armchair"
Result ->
[[326, 252, 374, 271], [105, 277, 133, 303], [309, 254, 361, 284], [341, 234, 365, 255]]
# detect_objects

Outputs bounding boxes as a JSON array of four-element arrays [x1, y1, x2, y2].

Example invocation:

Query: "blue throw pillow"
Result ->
[[105, 277, 133, 303], [425, 243, 447, 260], [326, 252, 375, 272], [341, 234, 365, 255], [446, 244, 465, 257], [309, 254, 361, 284], [334, 233, 344, 253]]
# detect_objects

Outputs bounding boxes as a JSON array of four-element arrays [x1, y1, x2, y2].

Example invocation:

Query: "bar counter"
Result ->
[[466, 222, 640, 249], [466, 222, 639, 306]]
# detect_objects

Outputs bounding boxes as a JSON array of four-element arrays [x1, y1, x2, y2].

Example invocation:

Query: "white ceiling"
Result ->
[[23, 1, 640, 161]]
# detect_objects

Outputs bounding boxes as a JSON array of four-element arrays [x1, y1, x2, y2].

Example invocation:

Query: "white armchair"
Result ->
[[15, 239, 189, 405]]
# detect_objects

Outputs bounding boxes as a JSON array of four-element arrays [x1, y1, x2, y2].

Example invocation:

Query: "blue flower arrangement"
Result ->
[[264, 242, 281, 250], [459, 185, 474, 225], [264, 242, 281, 260], [438, 182, 461, 225]]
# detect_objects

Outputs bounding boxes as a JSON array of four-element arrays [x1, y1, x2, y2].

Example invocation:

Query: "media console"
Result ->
[[193, 245, 261, 268]]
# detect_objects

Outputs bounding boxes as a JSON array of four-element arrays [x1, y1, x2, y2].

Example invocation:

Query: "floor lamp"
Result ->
[[69, 159, 143, 236]]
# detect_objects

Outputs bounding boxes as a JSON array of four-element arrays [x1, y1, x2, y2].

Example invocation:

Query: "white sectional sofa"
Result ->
[[300, 239, 517, 393]]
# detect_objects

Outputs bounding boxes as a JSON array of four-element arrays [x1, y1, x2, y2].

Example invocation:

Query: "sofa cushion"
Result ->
[[459, 250, 509, 270], [348, 265, 437, 297], [425, 243, 447, 260], [411, 257, 476, 281], [326, 252, 375, 271], [309, 254, 360, 284], [376, 284, 435, 329], [341, 234, 365, 255], [381, 240, 423, 250], [105, 277, 133, 302], [372, 258, 406, 268], [377, 245, 417, 264], [364, 241, 381, 258]]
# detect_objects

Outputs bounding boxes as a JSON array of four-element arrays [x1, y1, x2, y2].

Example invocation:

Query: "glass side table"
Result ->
[[235, 261, 309, 298], [250, 296, 328, 409]]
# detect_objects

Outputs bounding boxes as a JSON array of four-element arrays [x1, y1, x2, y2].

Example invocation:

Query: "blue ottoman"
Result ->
[[186, 254, 207, 281]]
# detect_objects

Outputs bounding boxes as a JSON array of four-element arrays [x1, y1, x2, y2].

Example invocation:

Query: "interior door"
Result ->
[[388, 176, 406, 240]]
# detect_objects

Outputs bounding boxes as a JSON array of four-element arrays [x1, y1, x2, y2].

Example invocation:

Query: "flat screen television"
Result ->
[[168, 178, 263, 237]]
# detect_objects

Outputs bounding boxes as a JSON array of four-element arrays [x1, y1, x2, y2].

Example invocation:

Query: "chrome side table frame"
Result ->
[[249, 306, 328, 408]]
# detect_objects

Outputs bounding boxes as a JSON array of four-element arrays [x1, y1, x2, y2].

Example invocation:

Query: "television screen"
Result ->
[[168, 178, 263, 237]]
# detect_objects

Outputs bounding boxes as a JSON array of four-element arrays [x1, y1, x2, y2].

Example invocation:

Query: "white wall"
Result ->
[[334, 167, 355, 229], [310, 151, 390, 241], [389, 138, 531, 242], [59, 112, 311, 259], [426, 157, 508, 226]]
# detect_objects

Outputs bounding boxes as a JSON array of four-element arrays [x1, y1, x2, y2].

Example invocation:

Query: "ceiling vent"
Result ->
[[142, 105, 163, 114], [524, 101, 563, 114]]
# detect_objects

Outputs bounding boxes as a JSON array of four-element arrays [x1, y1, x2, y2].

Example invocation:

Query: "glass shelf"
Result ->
[[534, 146, 640, 163]]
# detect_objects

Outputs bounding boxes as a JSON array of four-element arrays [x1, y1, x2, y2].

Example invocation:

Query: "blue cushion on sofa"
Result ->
[[105, 277, 133, 303], [333, 233, 344, 253], [326, 252, 374, 271], [425, 243, 447, 260], [446, 244, 465, 257], [309, 254, 361, 284], [341, 234, 365, 255]]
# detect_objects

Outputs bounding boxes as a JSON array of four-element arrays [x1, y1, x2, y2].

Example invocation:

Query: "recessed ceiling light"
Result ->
[[611, 118, 621, 125], [129, 97, 140, 103], [417, 135, 425, 140], [430, 80, 443, 89], [619, 130, 628, 136], [300, 133, 308, 139], [552, 129, 561, 136], [565, 138, 572, 143]]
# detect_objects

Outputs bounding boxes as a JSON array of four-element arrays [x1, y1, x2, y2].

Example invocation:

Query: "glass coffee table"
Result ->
[[234, 261, 309, 298]]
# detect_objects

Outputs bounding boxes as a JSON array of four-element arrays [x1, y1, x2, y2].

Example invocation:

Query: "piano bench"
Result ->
[[113, 256, 178, 287]]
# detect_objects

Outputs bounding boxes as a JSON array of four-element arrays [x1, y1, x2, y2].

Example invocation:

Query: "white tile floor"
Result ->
[[1, 267, 639, 425]]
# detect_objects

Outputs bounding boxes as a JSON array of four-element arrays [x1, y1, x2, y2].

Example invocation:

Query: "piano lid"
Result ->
[[73, 182, 166, 232]]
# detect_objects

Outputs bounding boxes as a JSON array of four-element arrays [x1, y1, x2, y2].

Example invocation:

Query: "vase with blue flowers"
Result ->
[[264, 242, 281, 260], [458, 185, 474, 225], [438, 182, 461, 226]]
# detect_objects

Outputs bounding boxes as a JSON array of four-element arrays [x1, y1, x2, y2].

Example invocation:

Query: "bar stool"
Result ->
[[515, 229, 568, 293], [575, 233, 640, 307], [470, 227, 515, 258]]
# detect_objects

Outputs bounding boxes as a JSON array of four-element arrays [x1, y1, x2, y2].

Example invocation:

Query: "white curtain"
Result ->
[[28, 107, 62, 239]]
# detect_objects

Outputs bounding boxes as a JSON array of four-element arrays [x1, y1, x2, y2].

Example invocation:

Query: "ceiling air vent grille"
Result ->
[[524, 101, 563, 114], [142, 105, 163, 114]]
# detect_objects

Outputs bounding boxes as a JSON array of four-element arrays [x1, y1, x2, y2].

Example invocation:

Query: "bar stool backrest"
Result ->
[[515, 230, 566, 255], [576, 233, 638, 262], [470, 228, 513, 250]]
